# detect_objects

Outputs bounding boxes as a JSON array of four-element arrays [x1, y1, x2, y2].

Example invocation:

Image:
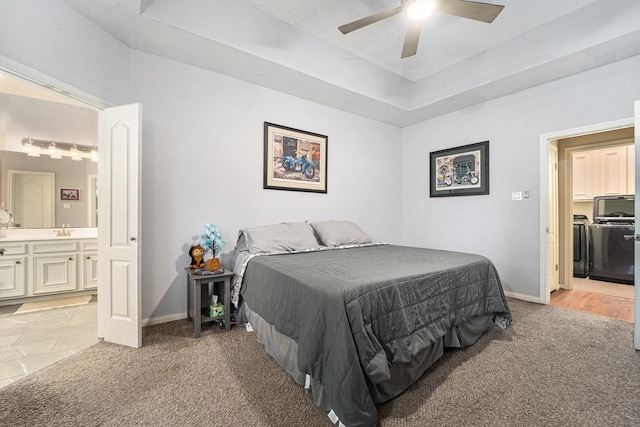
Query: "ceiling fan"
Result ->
[[338, 0, 505, 58]]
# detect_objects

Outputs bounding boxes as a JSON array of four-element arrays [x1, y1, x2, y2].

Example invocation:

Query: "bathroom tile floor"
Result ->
[[0, 299, 98, 389]]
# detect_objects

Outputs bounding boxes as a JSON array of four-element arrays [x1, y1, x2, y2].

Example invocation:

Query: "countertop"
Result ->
[[0, 228, 98, 242]]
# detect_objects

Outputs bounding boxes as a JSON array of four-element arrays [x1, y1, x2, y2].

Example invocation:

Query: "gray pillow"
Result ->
[[310, 220, 372, 247], [236, 221, 322, 254]]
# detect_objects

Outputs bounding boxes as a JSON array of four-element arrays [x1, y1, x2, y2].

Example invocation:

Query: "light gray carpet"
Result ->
[[1, 299, 639, 426]]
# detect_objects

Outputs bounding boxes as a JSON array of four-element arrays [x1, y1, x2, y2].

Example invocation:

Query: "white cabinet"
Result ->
[[572, 151, 594, 200], [33, 253, 78, 294], [0, 256, 26, 298], [572, 145, 633, 200], [598, 146, 627, 197], [32, 241, 78, 295], [81, 240, 98, 290], [0, 238, 97, 303], [0, 243, 27, 299], [627, 144, 635, 195], [83, 254, 98, 290]]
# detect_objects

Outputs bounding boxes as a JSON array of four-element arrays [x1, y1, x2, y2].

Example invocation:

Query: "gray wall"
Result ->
[[401, 54, 640, 301], [130, 50, 402, 320]]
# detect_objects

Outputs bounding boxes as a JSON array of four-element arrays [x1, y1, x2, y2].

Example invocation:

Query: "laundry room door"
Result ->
[[635, 100, 640, 350]]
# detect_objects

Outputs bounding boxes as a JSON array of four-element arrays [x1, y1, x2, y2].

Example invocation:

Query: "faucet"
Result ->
[[56, 224, 72, 237]]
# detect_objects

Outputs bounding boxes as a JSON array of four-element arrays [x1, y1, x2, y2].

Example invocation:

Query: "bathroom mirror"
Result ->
[[1, 150, 97, 228]]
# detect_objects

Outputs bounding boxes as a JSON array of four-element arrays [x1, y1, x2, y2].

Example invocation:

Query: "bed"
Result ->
[[230, 220, 511, 427]]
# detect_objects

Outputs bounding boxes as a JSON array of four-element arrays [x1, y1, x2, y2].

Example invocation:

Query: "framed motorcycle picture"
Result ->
[[429, 141, 489, 197], [263, 122, 328, 193]]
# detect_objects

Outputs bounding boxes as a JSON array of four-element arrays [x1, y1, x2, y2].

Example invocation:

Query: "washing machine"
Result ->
[[588, 195, 635, 285], [573, 214, 589, 278]]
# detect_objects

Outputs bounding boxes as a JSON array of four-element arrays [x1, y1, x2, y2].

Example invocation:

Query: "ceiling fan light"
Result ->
[[406, 0, 437, 21]]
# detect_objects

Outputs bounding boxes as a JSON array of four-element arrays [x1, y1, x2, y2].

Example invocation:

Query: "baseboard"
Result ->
[[504, 290, 541, 303], [142, 312, 186, 327], [142, 291, 542, 326]]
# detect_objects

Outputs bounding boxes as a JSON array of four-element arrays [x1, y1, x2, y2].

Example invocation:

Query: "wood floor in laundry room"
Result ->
[[551, 277, 634, 322]]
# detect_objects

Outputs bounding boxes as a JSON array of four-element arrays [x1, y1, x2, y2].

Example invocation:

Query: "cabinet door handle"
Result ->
[[0, 248, 4, 256], [69, 257, 73, 261], [15, 260, 20, 264], [130, 237, 136, 241], [86, 256, 91, 259]]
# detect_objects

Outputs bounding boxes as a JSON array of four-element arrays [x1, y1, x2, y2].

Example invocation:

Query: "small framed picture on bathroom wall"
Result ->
[[60, 189, 79, 201]]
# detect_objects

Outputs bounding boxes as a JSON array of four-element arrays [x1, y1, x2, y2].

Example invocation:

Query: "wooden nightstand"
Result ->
[[185, 268, 234, 337]]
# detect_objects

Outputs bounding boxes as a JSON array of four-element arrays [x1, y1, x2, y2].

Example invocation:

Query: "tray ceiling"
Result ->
[[63, 0, 640, 126]]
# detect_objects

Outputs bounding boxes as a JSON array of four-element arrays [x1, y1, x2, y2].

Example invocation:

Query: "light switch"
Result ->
[[63, 203, 71, 209], [511, 192, 522, 201]]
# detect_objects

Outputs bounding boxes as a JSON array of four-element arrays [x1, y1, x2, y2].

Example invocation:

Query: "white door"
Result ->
[[98, 103, 142, 348], [549, 146, 559, 292], [634, 100, 640, 350], [10, 171, 55, 228]]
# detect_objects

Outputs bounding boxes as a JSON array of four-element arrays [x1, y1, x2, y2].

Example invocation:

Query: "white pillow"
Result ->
[[236, 221, 322, 254], [310, 220, 372, 247]]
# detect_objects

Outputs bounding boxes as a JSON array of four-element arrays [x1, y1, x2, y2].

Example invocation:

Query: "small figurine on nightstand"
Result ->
[[188, 244, 205, 269]]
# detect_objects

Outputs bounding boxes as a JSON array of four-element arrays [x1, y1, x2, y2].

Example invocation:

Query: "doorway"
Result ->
[[1, 55, 141, 346], [0, 70, 102, 387], [541, 121, 635, 321], [88, 175, 98, 227], [8, 170, 55, 228], [0, 64, 145, 389]]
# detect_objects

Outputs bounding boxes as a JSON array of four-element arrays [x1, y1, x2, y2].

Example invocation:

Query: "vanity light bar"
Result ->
[[21, 138, 98, 160]]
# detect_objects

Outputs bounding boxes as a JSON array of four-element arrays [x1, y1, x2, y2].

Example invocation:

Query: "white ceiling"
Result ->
[[62, 0, 640, 127]]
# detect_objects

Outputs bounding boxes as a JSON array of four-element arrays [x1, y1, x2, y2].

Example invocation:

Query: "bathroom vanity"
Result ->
[[0, 228, 98, 305]]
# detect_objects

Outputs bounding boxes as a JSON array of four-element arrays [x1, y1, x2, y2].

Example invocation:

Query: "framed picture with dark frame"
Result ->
[[429, 141, 489, 197], [263, 122, 328, 193], [60, 188, 80, 200]]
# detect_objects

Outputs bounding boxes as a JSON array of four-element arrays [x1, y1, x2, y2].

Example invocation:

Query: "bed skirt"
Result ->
[[242, 302, 494, 408]]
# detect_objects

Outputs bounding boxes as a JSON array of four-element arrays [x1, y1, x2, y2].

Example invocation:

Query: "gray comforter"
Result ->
[[239, 244, 511, 427]]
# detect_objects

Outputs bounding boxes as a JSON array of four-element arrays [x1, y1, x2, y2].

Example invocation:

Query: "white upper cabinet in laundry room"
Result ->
[[572, 145, 631, 200], [572, 150, 594, 200], [627, 144, 635, 195], [598, 145, 628, 197]]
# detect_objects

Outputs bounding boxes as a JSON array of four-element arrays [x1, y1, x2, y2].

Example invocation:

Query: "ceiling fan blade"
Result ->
[[438, 0, 505, 23], [339, 5, 404, 34], [401, 20, 422, 59]]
